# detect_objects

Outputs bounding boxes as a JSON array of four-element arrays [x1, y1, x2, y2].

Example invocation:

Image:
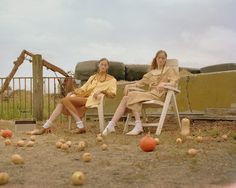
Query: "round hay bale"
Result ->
[[74, 60, 125, 81], [74, 61, 97, 81], [125, 64, 149, 81], [108, 61, 126, 80], [200, 63, 236, 73]]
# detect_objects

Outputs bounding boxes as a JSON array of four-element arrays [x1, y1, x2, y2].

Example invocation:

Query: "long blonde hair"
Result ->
[[151, 50, 167, 70]]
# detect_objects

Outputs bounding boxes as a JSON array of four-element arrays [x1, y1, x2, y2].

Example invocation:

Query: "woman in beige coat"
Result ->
[[102, 50, 179, 136]]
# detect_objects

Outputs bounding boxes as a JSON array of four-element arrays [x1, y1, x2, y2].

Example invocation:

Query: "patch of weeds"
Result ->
[[205, 128, 220, 138], [226, 145, 236, 156], [188, 157, 200, 172], [229, 132, 236, 140]]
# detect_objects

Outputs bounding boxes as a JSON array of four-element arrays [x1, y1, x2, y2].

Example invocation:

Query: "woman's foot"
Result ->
[[30, 128, 51, 135], [102, 121, 116, 136], [70, 121, 86, 134], [126, 120, 143, 136], [71, 128, 86, 134], [126, 126, 143, 135]]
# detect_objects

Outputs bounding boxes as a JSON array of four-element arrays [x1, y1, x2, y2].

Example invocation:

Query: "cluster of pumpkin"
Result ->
[[0, 153, 30, 185], [0, 129, 38, 185], [53, 133, 109, 186], [175, 133, 229, 156], [1, 129, 36, 147]]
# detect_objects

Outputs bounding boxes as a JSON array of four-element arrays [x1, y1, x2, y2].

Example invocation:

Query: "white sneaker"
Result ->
[[126, 126, 143, 136], [102, 122, 116, 136]]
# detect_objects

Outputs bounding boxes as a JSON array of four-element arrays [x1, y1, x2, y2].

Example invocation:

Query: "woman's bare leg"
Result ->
[[126, 111, 143, 135], [48, 103, 64, 122], [41, 103, 64, 129], [102, 96, 128, 136], [61, 96, 87, 133], [111, 96, 128, 124]]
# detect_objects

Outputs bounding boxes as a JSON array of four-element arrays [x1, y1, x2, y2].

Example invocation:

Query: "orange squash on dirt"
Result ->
[[139, 134, 156, 152], [1, 130, 12, 138]]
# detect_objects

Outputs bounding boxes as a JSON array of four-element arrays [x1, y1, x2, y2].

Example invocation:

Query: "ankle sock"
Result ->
[[107, 121, 115, 129], [76, 121, 84, 129], [43, 120, 53, 129], [134, 120, 142, 130]]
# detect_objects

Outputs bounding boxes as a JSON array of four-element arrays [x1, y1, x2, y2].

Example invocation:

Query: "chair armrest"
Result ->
[[163, 86, 180, 93], [128, 87, 145, 92], [99, 93, 105, 104]]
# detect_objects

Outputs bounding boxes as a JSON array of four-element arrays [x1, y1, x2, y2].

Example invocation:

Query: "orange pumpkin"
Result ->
[[1, 130, 13, 138], [139, 134, 156, 152]]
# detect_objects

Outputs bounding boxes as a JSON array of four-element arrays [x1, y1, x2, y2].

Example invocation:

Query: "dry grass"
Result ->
[[0, 120, 236, 188]]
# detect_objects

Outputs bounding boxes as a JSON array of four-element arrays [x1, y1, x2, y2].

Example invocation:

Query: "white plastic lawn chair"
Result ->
[[68, 94, 105, 132], [123, 59, 181, 135]]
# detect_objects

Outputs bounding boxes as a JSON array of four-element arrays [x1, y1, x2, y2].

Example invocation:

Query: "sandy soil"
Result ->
[[0, 119, 236, 188]]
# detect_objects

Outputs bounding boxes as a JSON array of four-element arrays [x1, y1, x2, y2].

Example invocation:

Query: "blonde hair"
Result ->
[[151, 50, 167, 70]]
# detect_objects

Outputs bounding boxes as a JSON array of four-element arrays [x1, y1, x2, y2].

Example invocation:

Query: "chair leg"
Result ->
[[123, 113, 130, 133], [68, 116, 72, 130], [171, 93, 181, 129], [156, 91, 172, 135], [97, 104, 105, 132], [142, 108, 148, 122], [82, 113, 87, 126]]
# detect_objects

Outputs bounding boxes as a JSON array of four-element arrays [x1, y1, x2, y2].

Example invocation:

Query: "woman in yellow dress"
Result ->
[[102, 50, 179, 136], [33, 58, 117, 134]]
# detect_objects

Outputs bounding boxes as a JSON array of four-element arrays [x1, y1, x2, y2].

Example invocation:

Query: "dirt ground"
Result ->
[[0, 119, 236, 188]]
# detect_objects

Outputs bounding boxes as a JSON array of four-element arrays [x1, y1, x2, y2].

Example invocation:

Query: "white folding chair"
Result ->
[[123, 59, 181, 135], [68, 94, 105, 132]]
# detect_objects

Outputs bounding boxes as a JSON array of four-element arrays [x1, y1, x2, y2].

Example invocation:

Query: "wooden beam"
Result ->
[[32, 54, 43, 121]]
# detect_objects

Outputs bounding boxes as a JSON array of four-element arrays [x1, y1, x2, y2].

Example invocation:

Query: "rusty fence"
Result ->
[[0, 77, 67, 120]]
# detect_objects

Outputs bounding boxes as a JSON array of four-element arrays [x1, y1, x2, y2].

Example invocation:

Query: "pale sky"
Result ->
[[0, 0, 236, 77]]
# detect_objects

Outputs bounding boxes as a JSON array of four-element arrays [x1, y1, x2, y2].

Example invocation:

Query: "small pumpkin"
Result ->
[[101, 144, 108, 151], [139, 134, 156, 152], [82, 153, 92, 162], [4, 139, 12, 146], [1, 130, 13, 138], [71, 171, 85, 185], [0, 172, 10, 185], [11, 154, 24, 164]]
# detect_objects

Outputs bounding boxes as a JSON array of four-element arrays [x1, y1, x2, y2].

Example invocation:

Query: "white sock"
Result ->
[[107, 121, 115, 129], [76, 121, 84, 129], [134, 120, 142, 130], [43, 120, 53, 129]]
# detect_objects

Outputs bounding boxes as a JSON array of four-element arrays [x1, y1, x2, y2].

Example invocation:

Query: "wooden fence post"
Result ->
[[32, 54, 43, 121]]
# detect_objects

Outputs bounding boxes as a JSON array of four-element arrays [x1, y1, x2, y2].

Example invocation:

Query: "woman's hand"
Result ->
[[155, 82, 168, 91], [93, 91, 101, 99], [66, 92, 73, 97]]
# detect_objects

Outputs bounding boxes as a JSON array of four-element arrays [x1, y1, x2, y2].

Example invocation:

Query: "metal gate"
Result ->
[[0, 76, 65, 120]]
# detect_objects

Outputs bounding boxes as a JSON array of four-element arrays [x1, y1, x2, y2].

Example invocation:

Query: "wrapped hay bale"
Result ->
[[200, 63, 236, 73], [108, 61, 126, 80], [125, 64, 149, 81], [74, 60, 125, 81], [74, 61, 97, 81]]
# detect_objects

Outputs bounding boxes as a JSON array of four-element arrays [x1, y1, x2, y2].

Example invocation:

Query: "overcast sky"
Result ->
[[0, 0, 236, 77]]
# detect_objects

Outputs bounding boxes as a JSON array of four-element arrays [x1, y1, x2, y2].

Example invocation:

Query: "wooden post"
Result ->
[[32, 54, 43, 121]]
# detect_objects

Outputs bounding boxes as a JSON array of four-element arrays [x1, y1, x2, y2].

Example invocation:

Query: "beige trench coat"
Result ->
[[126, 66, 179, 112]]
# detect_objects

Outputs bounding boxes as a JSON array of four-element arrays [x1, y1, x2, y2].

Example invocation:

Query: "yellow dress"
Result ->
[[74, 74, 117, 107], [126, 66, 179, 112]]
